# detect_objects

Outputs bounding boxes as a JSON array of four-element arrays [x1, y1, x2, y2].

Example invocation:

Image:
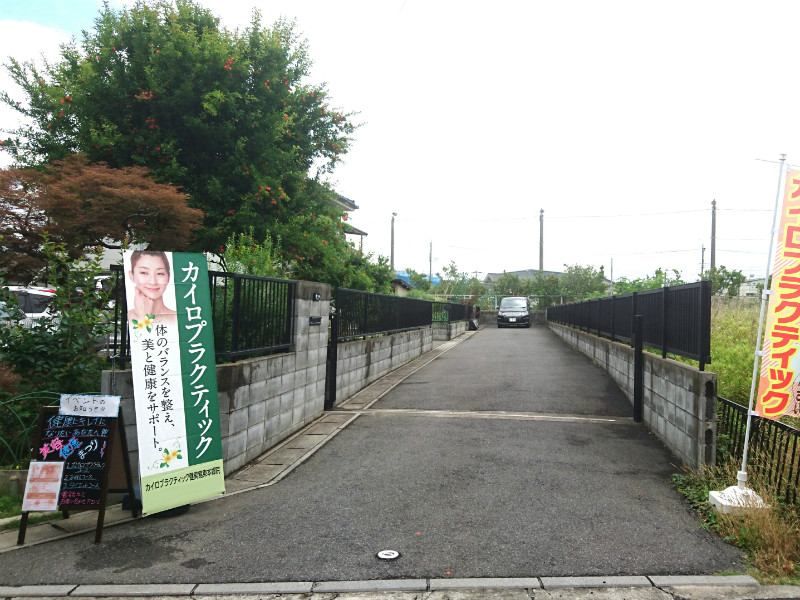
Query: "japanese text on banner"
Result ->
[[756, 169, 800, 419]]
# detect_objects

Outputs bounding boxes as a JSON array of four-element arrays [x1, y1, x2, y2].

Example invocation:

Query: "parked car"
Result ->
[[496, 296, 531, 328], [3, 286, 57, 328]]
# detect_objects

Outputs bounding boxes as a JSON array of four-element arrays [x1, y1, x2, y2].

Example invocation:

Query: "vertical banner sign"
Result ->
[[124, 251, 225, 515], [757, 168, 800, 420]]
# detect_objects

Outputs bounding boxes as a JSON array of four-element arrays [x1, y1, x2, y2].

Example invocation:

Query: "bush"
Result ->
[[0, 240, 112, 394]]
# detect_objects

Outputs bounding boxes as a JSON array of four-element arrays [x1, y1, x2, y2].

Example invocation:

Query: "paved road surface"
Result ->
[[0, 325, 744, 586]]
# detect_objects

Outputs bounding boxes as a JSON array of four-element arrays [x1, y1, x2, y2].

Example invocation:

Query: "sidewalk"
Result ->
[[1, 331, 799, 599]]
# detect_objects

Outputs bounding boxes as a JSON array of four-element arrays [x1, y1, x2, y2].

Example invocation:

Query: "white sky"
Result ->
[[1, 0, 799, 282]]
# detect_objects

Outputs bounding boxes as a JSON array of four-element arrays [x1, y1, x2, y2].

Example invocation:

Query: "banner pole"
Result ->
[[739, 153, 787, 487], [709, 154, 785, 514]]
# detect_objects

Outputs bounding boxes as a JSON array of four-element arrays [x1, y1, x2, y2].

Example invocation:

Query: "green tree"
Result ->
[[2, 0, 366, 285], [559, 264, 608, 301], [221, 227, 283, 278], [613, 268, 685, 295], [404, 268, 432, 292], [433, 261, 466, 297], [704, 265, 746, 297], [0, 155, 202, 284], [463, 276, 487, 301], [530, 271, 561, 309], [491, 272, 529, 297]]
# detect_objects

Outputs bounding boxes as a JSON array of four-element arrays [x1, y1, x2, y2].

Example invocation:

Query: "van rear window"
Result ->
[[501, 298, 527, 308]]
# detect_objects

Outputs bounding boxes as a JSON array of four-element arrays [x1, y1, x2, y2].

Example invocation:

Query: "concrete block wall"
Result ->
[[334, 327, 433, 405], [433, 321, 467, 341], [549, 322, 716, 469], [102, 280, 331, 478]]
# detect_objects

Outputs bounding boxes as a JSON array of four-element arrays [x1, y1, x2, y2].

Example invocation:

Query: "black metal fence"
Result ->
[[108, 265, 296, 366], [208, 271, 295, 361], [334, 289, 424, 341], [546, 281, 712, 370], [331, 289, 469, 342], [433, 301, 467, 324], [717, 396, 800, 505]]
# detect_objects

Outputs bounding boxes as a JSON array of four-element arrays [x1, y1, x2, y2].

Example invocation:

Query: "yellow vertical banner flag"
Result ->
[[756, 168, 800, 420]]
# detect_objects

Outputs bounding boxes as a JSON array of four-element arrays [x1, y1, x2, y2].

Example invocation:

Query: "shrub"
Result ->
[[0, 239, 112, 394]]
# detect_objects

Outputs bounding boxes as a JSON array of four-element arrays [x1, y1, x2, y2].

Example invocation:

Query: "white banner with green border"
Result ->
[[124, 250, 225, 515]]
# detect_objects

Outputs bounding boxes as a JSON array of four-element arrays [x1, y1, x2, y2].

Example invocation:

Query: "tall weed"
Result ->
[[710, 298, 800, 429], [711, 298, 760, 405], [674, 455, 800, 582]]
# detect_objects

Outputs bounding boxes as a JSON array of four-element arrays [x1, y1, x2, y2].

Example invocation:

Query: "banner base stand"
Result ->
[[709, 485, 769, 515]]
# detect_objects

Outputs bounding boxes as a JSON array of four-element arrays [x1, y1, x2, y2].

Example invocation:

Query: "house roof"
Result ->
[[342, 223, 368, 237], [391, 278, 413, 290], [334, 195, 359, 211]]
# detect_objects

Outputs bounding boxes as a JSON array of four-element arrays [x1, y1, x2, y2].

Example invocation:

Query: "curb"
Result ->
[[2, 575, 795, 599]]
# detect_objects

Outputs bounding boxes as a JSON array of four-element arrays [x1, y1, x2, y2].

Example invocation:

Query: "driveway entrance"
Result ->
[[0, 326, 743, 584]]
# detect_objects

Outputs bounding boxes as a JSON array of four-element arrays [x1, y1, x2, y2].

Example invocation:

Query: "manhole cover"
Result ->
[[376, 550, 401, 560]]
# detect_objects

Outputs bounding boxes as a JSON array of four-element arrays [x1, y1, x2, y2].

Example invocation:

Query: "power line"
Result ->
[[546, 209, 709, 219], [609, 248, 698, 256], [716, 248, 768, 255]]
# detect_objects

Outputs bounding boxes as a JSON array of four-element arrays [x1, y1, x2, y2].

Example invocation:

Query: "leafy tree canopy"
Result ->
[[491, 272, 531, 297], [704, 265, 746, 297], [403, 268, 432, 292], [559, 264, 608, 301], [529, 271, 561, 309], [485, 266, 604, 308], [431, 261, 486, 299], [2, 0, 375, 287], [613, 268, 686, 295], [0, 154, 202, 283]]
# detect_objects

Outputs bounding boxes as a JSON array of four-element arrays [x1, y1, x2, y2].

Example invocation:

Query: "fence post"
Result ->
[[634, 314, 644, 423], [595, 299, 601, 337], [325, 309, 338, 410], [699, 280, 711, 371], [231, 276, 242, 354], [661, 286, 668, 359], [610, 295, 616, 342], [630, 292, 638, 348]]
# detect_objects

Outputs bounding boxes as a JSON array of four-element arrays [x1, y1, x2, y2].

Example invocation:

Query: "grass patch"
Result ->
[[673, 457, 800, 585], [709, 299, 761, 406], [0, 491, 65, 531], [676, 298, 800, 429], [0, 512, 62, 531], [0, 492, 22, 519]]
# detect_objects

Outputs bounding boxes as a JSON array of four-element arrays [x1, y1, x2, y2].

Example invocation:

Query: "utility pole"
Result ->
[[429, 240, 432, 283], [539, 209, 544, 271], [610, 258, 614, 294], [701, 244, 705, 277], [710, 200, 717, 271], [390, 212, 397, 272]]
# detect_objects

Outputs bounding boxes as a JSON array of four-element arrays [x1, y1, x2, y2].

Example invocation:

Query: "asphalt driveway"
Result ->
[[0, 325, 743, 585]]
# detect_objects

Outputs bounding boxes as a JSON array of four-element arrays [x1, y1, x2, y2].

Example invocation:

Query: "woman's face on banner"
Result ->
[[130, 254, 170, 300]]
